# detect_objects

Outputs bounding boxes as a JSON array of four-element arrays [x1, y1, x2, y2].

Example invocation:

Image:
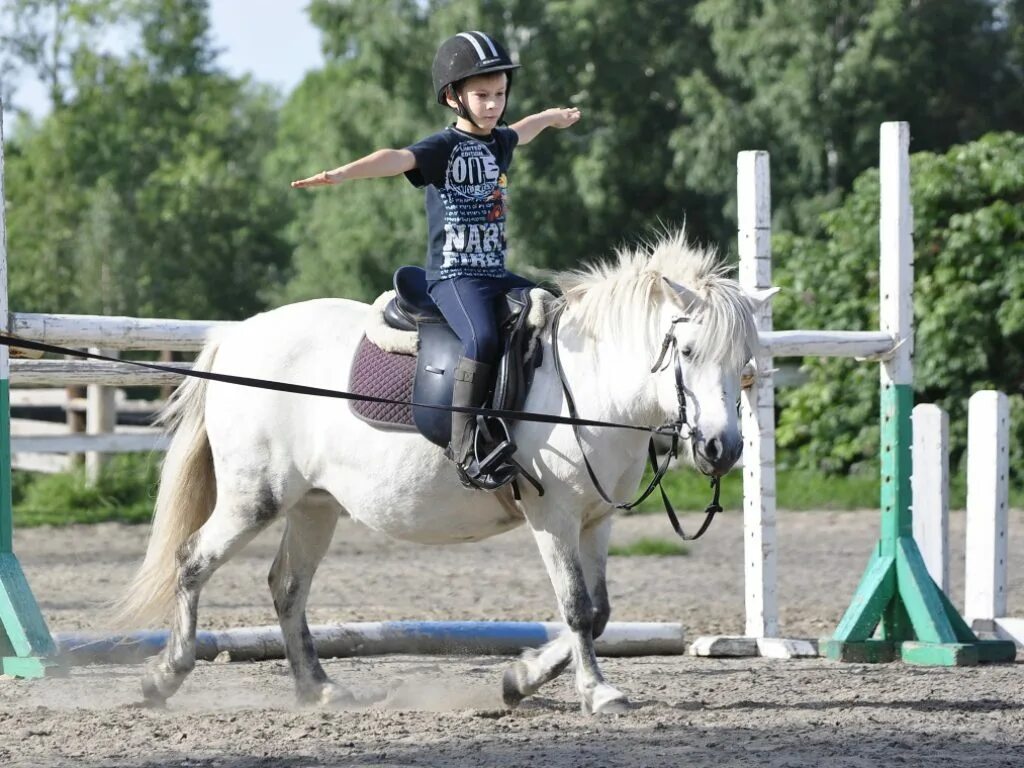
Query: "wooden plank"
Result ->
[[738, 150, 778, 639], [820, 639, 896, 663], [912, 404, 949, 591], [879, 121, 914, 388], [9, 389, 69, 407], [964, 391, 1009, 623], [992, 618, 1024, 649], [901, 642, 978, 667], [9, 312, 227, 351], [11, 431, 168, 454], [759, 330, 894, 358], [895, 536, 956, 644], [10, 359, 190, 386], [10, 454, 72, 473], [832, 554, 896, 641], [687, 635, 758, 657], [755, 637, 819, 659]]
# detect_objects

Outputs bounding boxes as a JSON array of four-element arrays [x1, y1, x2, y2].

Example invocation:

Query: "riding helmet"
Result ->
[[431, 31, 521, 106]]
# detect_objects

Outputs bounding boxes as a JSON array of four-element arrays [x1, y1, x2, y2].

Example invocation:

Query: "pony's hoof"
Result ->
[[307, 682, 359, 708], [585, 684, 630, 716], [130, 696, 166, 710], [139, 678, 168, 709], [501, 662, 528, 707]]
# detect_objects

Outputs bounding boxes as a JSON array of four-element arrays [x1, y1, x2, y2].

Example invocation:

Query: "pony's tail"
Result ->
[[109, 337, 222, 629]]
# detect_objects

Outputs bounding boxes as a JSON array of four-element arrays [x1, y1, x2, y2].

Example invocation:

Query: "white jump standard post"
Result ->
[[964, 391, 1023, 648], [688, 151, 815, 659]]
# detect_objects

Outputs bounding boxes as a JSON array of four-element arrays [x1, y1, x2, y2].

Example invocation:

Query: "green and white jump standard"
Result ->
[[819, 123, 1016, 666], [0, 107, 62, 678]]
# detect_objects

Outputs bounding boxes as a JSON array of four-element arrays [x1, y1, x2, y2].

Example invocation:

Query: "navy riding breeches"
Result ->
[[427, 273, 536, 365]]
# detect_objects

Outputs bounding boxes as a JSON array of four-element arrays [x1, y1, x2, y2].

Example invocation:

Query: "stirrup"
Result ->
[[474, 416, 517, 474], [452, 417, 519, 491]]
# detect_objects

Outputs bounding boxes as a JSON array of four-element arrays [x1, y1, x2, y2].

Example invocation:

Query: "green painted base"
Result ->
[[0, 552, 58, 675], [820, 639, 1015, 666], [2, 655, 67, 678], [820, 639, 896, 664], [824, 535, 1016, 666]]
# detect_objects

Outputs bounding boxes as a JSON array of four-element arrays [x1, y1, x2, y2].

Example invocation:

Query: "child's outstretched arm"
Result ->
[[291, 149, 416, 188], [511, 107, 581, 146]]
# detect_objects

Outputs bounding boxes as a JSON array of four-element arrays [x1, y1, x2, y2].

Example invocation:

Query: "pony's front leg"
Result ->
[[503, 515, 613, 707], [528, 519, 627, 715]]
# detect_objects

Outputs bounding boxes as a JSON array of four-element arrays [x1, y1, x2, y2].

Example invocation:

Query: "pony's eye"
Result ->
[[681, 346, 694, 359]]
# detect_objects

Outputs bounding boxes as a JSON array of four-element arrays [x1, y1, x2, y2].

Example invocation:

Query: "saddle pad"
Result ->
[[348, 335, 417, 430]]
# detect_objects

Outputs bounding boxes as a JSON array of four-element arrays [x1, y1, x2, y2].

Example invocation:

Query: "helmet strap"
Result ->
[[448, 85, 483, 130]]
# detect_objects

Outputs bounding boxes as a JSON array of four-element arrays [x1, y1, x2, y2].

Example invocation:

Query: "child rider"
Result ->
[[292, 31, 581, 489]]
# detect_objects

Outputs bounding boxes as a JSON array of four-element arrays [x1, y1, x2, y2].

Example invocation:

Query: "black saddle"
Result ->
[[384, 266, 544, 458]]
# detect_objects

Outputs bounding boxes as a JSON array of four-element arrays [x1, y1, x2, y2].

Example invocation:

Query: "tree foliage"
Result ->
[[773, 132, 1024, 477], [1, 1, 1022, 482], [5, 0, 291, 319], [673, 0, 1024, 238]]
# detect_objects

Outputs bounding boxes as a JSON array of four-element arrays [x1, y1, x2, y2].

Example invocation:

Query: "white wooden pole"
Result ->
[[85, 348, 118, 485], [911, 403, 949, 591], [964, 390, 1009, 625], [737, 150, 778, 639]]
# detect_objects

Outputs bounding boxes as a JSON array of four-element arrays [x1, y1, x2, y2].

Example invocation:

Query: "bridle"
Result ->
[[551, 305, 724, 541]]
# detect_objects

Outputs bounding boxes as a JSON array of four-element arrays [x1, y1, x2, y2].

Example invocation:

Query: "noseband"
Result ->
[[551, 307, 723, 541]]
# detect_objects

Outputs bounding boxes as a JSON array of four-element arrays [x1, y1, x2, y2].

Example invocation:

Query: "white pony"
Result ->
[[114, 230, 770, 715]]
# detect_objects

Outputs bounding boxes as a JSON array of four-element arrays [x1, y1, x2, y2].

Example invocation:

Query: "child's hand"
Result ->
[[548, 107, 581, 129], [291, 170, 339, 188]]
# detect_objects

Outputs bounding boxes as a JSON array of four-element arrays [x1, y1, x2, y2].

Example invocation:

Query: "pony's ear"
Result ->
[[663, 277, 705, 314], [746, 286, 780, 311]]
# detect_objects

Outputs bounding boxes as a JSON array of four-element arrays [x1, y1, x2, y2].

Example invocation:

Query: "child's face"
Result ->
[[449, 72, 508, 133]]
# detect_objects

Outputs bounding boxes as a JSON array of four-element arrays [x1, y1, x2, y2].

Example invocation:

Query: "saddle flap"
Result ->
[[491, 288, 538, 413], [394, 266, 443, 322]]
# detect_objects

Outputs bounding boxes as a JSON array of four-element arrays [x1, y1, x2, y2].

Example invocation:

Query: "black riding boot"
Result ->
[[449, 357, 518, 490]]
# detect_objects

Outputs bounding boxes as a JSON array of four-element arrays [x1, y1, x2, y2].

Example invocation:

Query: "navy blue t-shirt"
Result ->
[[404, 126, 518, 280]]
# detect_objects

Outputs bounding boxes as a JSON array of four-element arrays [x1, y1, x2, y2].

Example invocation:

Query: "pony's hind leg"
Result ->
[[141, 490, 279, 706], [268, 503, 347, 706], [502, 515, 614, 708]]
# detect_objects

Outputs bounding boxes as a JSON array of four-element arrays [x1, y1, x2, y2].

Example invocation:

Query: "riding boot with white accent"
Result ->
[[449, 357, 518, 490]]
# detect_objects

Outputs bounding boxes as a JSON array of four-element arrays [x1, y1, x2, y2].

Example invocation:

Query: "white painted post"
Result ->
[[85, 348, 117, 485], [911, 404, 949, 591], [964, 390, 1009, 626], [737, 151, 778, 639]]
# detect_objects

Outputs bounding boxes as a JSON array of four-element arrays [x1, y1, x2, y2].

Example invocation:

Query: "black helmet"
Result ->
[[432, 31, 521, 106]]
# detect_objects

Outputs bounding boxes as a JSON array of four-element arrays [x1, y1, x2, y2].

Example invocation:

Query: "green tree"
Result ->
[[772, 132, 1024, 481], [674, 0, 1024, 239], [273, 0, 718, 304], [0, 0, 122, 112], [5, 0, 291, 320], [268, 0, 437, 304]]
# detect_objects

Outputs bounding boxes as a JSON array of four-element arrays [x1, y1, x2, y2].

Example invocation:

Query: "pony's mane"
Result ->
[[551, 230, 758, 370]]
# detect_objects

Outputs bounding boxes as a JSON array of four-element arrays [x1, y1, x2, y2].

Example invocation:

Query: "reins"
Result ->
[[0, 335, 671, 436], [0, 325, 724, 540], [550, 306, 723, 541]]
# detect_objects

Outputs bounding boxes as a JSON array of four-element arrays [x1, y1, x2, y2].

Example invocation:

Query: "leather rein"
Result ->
[[550, 305, 723, 541]]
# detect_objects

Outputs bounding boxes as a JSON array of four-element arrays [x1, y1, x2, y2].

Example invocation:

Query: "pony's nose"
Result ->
[[697, 435, 742, 475]]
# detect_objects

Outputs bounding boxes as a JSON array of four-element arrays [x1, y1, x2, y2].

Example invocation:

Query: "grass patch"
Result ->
[[608, 537, 689, 557], [632, 462, 1024, 513], [12, 453, 159, 527]]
